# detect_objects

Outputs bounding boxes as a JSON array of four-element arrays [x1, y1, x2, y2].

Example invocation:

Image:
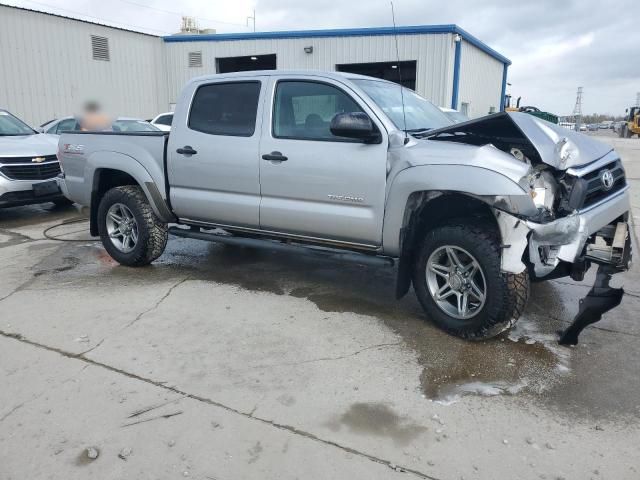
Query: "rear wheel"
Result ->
[[412, 221, 529, 340], [97, 185, 167, 266]]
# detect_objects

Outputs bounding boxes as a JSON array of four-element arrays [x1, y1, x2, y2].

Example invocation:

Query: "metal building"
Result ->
[[0, 4, 167, 126], [164, 26, 511, 119], [0, 4, 510, 125]]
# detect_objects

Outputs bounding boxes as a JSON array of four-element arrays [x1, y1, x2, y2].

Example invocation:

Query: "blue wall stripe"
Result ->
[[451, 39, 462, 109], [164, 24, 511, 66], [499, 64, 509, 111]]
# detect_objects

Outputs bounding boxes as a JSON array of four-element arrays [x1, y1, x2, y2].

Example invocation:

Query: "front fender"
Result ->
[[382, 164, 532, 256]]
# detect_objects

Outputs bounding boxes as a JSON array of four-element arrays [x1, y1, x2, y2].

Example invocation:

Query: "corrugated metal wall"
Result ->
[[163, 34, 455, 108], [457, 40, 504, 118], [0, 5, 507, 126], [0, 5, 166, 126]]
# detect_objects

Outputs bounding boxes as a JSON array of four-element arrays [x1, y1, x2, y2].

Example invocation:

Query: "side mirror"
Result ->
[[330, 112, 381, 143]]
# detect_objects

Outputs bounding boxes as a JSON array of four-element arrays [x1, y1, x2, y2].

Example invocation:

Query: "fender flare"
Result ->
[[383, 165, 533, 299], [86, 151, 175, 235]]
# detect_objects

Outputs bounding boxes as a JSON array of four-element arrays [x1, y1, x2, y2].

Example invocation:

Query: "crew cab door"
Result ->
[[258, 77, 388, 246], [167, 77, 266, 226]]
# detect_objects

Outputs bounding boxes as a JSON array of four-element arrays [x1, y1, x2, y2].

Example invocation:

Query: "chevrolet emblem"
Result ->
[[31, 157, 46, 163]]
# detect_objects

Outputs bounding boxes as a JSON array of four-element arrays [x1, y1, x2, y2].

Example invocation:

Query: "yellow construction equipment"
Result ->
[[620, 106, 640, 138]]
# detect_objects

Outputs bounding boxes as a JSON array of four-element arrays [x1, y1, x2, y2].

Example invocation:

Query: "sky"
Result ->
[[5, 0, 639, 115]]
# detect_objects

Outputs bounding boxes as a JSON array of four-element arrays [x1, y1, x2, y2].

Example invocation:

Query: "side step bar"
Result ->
[[168, 226, 395, 268]]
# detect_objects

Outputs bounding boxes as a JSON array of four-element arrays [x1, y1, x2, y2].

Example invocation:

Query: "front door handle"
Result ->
[[176, 145, 197, 156], [261, 151, 288, 162]]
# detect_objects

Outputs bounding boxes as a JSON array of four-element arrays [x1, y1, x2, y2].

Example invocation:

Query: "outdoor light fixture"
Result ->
[[304, 46, 313, 54], [391, 65, 398, 69], [454, 34, 462, 42], [250, 56, 257, 61]]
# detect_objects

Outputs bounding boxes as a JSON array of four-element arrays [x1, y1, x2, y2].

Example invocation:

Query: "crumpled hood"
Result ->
[[424, 111, 613, 170], [0, 134, 58, 157], [391, 135, 531, 186]]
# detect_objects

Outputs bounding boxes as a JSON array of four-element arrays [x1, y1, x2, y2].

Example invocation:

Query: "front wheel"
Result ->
[[97, 185, 168, 266], [412, 221, 529, 340]]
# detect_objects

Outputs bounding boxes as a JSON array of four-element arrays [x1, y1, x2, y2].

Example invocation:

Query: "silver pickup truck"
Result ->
[[58, 70, 631, 340]]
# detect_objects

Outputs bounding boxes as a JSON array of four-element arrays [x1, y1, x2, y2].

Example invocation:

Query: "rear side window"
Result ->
[[52, 118, 79, 134], [189, 82, 261, 136], [155, 114, 173, 126]]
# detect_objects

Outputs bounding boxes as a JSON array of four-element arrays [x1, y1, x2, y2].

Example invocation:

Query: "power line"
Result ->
[[115, 0, 250, 29], [572, 86, 583, 131], [9, 0, 173, 34]]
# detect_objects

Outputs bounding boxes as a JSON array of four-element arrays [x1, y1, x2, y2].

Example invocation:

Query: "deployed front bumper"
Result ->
[[496, 185, 632, 278]]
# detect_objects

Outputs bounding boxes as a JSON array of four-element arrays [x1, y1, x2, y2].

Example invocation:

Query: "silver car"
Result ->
[[0, 109, 69, 208], [40, 116, 160, 135]]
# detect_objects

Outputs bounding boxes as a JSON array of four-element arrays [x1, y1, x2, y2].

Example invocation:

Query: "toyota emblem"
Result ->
[[600, 169, 614, 191]]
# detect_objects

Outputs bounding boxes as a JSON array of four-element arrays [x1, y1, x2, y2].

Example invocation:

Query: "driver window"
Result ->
[[273, 81, 364, 141]]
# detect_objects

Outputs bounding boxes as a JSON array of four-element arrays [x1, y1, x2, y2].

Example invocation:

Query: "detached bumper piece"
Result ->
[[584, 221, 632, 270], [559, 222, 631, 345]]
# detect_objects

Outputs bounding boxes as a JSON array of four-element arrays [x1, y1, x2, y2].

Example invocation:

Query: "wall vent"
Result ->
[[91, 35, 110, 61], [188, 51, 203, 68]]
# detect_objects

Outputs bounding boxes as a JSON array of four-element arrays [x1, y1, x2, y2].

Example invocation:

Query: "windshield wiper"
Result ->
[[406, 127, 433, 137]]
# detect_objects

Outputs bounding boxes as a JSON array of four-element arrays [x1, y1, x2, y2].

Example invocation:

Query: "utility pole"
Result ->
[[246, 9, 255, 32], [572, 87, 583, 132]]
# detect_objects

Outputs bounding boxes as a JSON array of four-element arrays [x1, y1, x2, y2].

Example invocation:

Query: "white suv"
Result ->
[[0, 109, 70, 208]]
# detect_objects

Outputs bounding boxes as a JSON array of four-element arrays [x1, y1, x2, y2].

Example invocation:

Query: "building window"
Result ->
[[336, 61, 417, 90], [188, 51, 202, 68], [91, 35, 110, 61], [273, 81, 364, 141], [188, 82, 261, 137], [216, 54, 276, 73]]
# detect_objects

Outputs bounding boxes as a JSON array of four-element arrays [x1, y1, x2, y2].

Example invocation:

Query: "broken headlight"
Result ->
[[528, 168, 558, 217]]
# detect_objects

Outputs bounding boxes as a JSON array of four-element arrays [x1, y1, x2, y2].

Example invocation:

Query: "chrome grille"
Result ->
[[0, 154, 57, 165], [0, 162, 61, 181], [576, 160, 626, 209]]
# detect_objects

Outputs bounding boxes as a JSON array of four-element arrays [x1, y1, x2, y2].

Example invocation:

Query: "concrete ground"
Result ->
[[1, 131, 640, 480]]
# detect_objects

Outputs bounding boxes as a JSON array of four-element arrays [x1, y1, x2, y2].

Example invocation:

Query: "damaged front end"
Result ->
[[424, 112, 633, 343], [425, 111, 632, 279]]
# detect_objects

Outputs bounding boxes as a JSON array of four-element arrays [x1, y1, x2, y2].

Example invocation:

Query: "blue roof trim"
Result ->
[[163, 24, 511, 66]]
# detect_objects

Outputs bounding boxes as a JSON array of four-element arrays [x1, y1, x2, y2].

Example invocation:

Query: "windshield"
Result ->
[[112, 120, 159, 132], [353, 80, 452, 132], [0, 111, 36, 136]]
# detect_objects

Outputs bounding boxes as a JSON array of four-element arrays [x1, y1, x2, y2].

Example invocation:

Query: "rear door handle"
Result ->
[[176, 146, 197, 156], [261, 151, 288, 162]]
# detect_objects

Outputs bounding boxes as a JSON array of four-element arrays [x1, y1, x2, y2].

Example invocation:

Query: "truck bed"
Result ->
[[58, 130, 170, 210]]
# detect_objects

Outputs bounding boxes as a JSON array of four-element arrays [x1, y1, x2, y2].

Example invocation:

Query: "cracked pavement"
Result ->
[[1, 133, 640, 479]]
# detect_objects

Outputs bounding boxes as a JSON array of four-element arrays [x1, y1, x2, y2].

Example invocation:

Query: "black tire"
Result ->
[[51, 197, 74, 207], [412, 221, 529, 340], [97, 185, 168, 267]]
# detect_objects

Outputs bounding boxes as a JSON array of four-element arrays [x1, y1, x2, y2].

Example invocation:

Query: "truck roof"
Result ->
[[189, 70, 395, 86]]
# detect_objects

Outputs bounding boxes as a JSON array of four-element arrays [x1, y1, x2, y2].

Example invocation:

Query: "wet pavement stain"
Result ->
[[8, 206, 639, 419], [28, 235, 574, 407], [326, 402, 427, 446]]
